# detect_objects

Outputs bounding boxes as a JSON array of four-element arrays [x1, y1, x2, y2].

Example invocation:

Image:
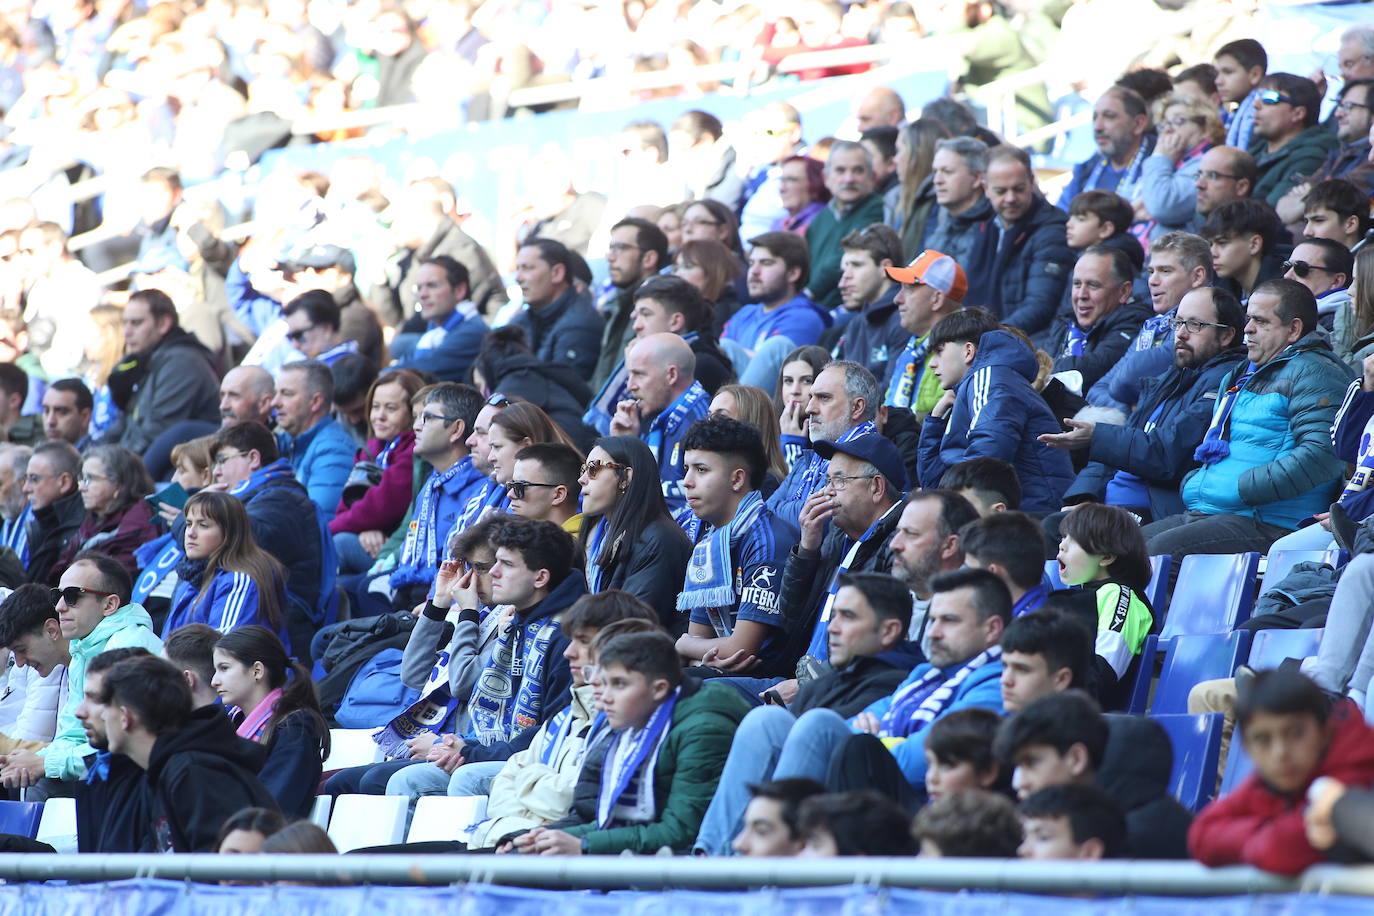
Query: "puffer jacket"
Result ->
[[963, 195, 1076, 335], [1182, 330, 1353, 530], [917, 330, 1075, 513]]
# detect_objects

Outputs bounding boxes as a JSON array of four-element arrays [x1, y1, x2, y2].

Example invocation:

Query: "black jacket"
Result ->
[[241, 473, 324, 623], [26, 488, 85, 585], [791, 646, 924, 718], [258, 709, 327, 819], [689, 334, 735, 395], [964, 195, 1076, 335], [509, 286, 604, 379], [77, 751, 150, 853], [593, 284, 639, 389], [144, 706, 279, 852], [1099, 713, 1194, 859], [483, 350, 598, 453], [113, 326, 221, 454], [1047, 299, 1154, 392], [587, 514, 692, 634], [831, 285, 908, 381]]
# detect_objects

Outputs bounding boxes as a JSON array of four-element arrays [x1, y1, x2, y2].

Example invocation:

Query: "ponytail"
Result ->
[[264, 660, 331, 762]]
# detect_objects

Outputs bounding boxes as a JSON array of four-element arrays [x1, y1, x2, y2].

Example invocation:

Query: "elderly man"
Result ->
[[805, 141, 885, 310], [610, 333, 711, 517], [143, 364, 274, 482], [1058, 86, 1155, 211], [1045, 247, 1152, 394]]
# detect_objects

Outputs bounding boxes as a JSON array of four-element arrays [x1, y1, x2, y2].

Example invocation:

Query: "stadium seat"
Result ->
[[35, 798, 77, 853], [1143, 631, 1252, 716], [327, 795, 408, 853], [1044, 559, 1065, 591], [1158, 553, 1260, 646], [406, 796, 488, 844], [309, 795, 332, 830], [1147, 555, 1171, 619], [1219, 741, 1254, 797], [1248, 628, 1324, 671], [0, 800, 43, 838], [1152, 713, 1225, 812], [323, 728, 381, 771], [1258, 549, 1347, 594]]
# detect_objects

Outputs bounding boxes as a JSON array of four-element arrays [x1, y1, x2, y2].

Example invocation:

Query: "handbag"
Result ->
[[341, 460, 383, 506]]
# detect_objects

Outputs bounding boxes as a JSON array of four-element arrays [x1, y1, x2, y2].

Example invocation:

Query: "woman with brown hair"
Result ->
[[675, 238, 744, 333], [55, 444, 158, 578]]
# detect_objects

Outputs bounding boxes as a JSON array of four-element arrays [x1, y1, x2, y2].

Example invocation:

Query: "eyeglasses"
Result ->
[[285, 326, 315, 344], [1336, 99, 1372, 114], [419, 411, 458, 425], [78, 472, 111, 486], [50, 586, 116, 606], [1167, 317, 1229, 335], [22, 472, 55, 485], [486, 393, 511, 408], [1283, 259, 1336, 279], [824, 473, 878, 491], [1198, 170, 1238, 182], [580, 459, 626, 479], [1258, 89, 1296, 107], [504, 480, 559, 499], [212, 451, 250, 468]]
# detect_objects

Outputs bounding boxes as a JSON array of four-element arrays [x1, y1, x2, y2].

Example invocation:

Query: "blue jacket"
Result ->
[[836, 284, 909, 380], [1067, 346, 1246, 521], [1330, 380, 1374, 523], [164, 562, 286, 638], [1182, 331, 1353, 530], [509, 287, 604, 378], [395, 309, 487, 381], [1085, 315, 1176, 412], [723, 295, 831, 353], [963, 195, 1076, 335], [278, 414, 355, 522], [917, 331, 1075, 513], [855, 658, 1004, 789]]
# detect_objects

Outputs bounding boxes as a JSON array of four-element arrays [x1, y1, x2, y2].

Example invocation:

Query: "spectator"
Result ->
[[732, 778, 824, 857], [579, 436, 691, 631], [480, 402, 580, 526], [1275, 79, 1374, 231], [163, 623, 221, 709], [772, 156, 830, 236], [507, 443, 583, 535], [1215, 39, 1268, 151], [215, 808, 287, 856], [508, 631, 749, 856], [163, 491, 287, 637], [675, 416, 798, 677], [804, 141, 884, 310], [724, 231, 828, 367], [142, 364, 276, 483], [681, 200, 745, 258], [674, 239, 744, 334], [0, 585, 66, 752], [0, 445, 34, 573], [671, 110, 744, 211], [272, 360, 356, 520], [509, 238, 605, 384], [918, 310, 1074, 513], [776, 346, 832, 466], [1, 553, 161, 798], [999, 610, 1092, 712], [830, 225, 908, 380], [862, 127, 900, 216], [1190, 669, 1374, 875], [328, 369, 423, 572], [592, 221, 669, 389], [1065, 191, 1143, 267], [470, 328, 595, 453], [1284, 238, 1353, 325], [855, 87, 906, 132], [213, 625, 328, 819], [925, 138, 992, 271], [1057, 86, 1155, 213], [388, 256, 486, 381], [40, 379, 92, 450], [1303, 179, 1370, 252], [1249, 74, 1338, 207], [965, 145, 1075, 336], [961, 512, 1051, 617], [1202, 198, 1288, 304], [54, 445, 157, 579], [1048, 286, 1247, 524], [914, 790, 1023, 858], [629, 275, 733, 395], [0, 348, 40, 449], [889, 490, 980, 643], [887, 119, 950, 259], [882, 249, 967, 417], [922, 708, 1008, 802], [97, 654, 278, 852], [22, 441, 84, 586], [1046, 246, 1152, 393], [259, 821, 337, 855], [738, 102, 806, 242], [281, 291, 359, 366], [1142, 279, 1351, 565], [1174, 63, 1222, 109], [330, 354, 379, 446], [1140, 93, 1224, 238], [796, 790, 918, 857], [938, 457, 1022, 515], [995, 691, 1191, 858], [1018, 783, 1127, 860]]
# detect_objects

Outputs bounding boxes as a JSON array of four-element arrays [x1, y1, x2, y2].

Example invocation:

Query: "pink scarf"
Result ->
[[235, 687, 283, 743]]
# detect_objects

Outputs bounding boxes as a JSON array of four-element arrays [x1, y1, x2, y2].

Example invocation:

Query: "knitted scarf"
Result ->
[[1193, 362, 1258, 465], [391, 457, 487, 589], [596, 687, 679, 828], [132, 532, 183, 605], [465, 612, 563, 746], [236, 687, 283, 743], [645, 381, 710, 463], [884, 334, 930, 408], [878, 646, 1002, 738], [678, 490, 766, 612]]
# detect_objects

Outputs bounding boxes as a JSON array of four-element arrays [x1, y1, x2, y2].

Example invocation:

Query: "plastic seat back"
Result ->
[[0, 800, 43, 838], [1044, 559, 1066, 591], [326, 794, 408, 853], [1151, 631, 1252, 715], [406, 796, 489, 844], [35, 798, 76, 852], [1160, 553, 1260, 645], [1147, 555, 1172, 619], [1152, 713, 1225, 812], [1248, 628, 1324, 671], [323, 728, 381, 771], [1219, 741, 1254, 797]]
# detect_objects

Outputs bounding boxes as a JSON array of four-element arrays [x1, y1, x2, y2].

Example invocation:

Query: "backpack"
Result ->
[[315, 611, 417, 720], [334, 648, 422, 729]]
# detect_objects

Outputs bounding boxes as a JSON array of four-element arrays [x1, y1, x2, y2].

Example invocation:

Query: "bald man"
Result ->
[[219, 366, 276, 426], [855, 87, 905, 131], [610, 332, 711, 514]]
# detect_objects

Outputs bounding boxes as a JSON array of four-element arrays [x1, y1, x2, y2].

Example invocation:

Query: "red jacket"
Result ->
[[327, 430, 416, 536], [1189, 701, 1374, 875]]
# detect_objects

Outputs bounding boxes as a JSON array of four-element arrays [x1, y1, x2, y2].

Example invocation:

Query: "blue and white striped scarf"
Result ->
[[678, 490, 766, 612], [878, 646, 1001, 738]]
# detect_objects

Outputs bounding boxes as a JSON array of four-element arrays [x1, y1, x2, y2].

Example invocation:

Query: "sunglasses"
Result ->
[[486, 393, 512, 408], [580, 459, 626, 479], [51, 586, 116, 606], [1283, 259, 1335, 279], [1258, 89, 1296, 107], [504, 479, 558, 500]]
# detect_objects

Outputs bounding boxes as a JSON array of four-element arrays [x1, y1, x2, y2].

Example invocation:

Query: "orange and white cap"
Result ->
[[883, 249, 968, 302]]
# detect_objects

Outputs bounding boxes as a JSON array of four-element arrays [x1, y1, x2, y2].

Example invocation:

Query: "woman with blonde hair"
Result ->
[[709, 384, 788, 483], [1140, 93, 1223, 239]]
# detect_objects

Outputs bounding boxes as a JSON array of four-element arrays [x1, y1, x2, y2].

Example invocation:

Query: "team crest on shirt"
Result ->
[[671, 442, 680, 466], [738, 564, 781, 614]]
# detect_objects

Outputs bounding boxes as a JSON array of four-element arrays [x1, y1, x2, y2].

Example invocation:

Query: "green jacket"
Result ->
[[1249, 124, 1339, 206], [806, 193, 886, 310], [41, 603, 163, 780], [560, 679, 749, 854]]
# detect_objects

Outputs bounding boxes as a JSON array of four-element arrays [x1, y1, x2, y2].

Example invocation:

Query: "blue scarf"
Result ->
[[1012, 583, 1049, 618], [316, 339, 359, 366], [596, 687, 679, 828], [646, 381, 710, 462], [1194, 362, 1258, 465], [374, 436, 403, 471], [792, 421, 875, 501], [1083, 138, 1149, 202], [228, 457, 297, 499], [806, 504, 902, 660], [878, 646, 1001, 738], [1062, 323, 1090, 357], [884, 335, 929, 408], [586, 517, 612, 593], [392, 457, 486, 589], [374, 642, 461, 758], [1136, 311, 1174, 351], [678, 490, 766, 612], [2, 504, 31, 567], [132, 532, 184, 605], [465, 612, 562, 746], [417, 305, 474, 351], [584, 363, 629, 436]]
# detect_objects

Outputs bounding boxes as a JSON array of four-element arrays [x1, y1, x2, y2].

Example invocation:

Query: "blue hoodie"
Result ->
[[722, 294, 831, 354], [917, 330, 1075, 513]]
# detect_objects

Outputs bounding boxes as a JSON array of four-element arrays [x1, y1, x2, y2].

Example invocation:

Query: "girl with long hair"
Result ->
[[889, 119, 950, 259], [774, 344, 831, 467], [213, 625, 330, 818]]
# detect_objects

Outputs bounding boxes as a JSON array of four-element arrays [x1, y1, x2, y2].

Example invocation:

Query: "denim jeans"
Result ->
[[334, 531, 377, 576], [1307, 553, 1374, 699], [447, 760, 504, 797], [1142, 511, 1291, 591]]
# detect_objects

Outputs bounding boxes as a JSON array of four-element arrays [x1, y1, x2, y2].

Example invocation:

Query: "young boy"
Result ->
[[1065, 191, 1138, 253], [1190, 669, 1374, 876], [796, 790, 918, 857], [1019, 782, 1126, 860], [960, 512, 1052, 616], [511, 631, 750, 855], [1201, 198, 1285, 303], [913, 789, 1024, 857], [1214, 38, 1268, 150], [731, 777, 824, 857], [1303, 179, 1369, 250], [923, 707, 1007, 802], [998, 611, 1092, 712], [162, 623, 221, 709]]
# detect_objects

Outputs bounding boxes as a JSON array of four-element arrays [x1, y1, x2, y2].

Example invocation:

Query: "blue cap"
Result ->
[[812, 430, 909, 493]]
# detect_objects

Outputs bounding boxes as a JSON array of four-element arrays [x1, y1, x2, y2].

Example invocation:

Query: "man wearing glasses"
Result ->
[[1044, 287, 1248, 525], [21, 441, 83, 586], [1275, 79, 1374, 231], [1191, 146, 1256, 231], [1282, 239, 1354, 327], [1248, 74, 1338, 207], [0, 553, 161, 800]]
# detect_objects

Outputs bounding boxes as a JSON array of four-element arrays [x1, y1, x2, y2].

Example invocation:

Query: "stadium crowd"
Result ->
[[0, 0, 1369, 881]]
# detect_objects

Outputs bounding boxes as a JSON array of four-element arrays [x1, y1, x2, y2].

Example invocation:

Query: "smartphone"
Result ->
[[146, 481, 189, 512]]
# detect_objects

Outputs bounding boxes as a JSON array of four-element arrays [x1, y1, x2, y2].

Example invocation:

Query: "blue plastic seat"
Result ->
[[1158, 553, 1261, 647], [1148, 631, 1252, 715], [1153, 712, 1225, 812], [1247, 628, 1324, 671], [1219, 741, 1254, 797], [1044, 559, 1066, 591], [0, 800, 43, 838], [1259, 549, 1348, 594], [1147, 555, 1171, 619]]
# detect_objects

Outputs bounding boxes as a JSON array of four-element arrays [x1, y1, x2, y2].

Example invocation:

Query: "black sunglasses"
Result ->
[[504, 480, 559, 500], [486, 393, 512, 408], [51, 586, 117, 606], [1283, 259, 1335, 279]]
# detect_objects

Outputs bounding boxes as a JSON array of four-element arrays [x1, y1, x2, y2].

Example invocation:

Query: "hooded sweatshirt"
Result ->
[[1099, 714, 1193, 858]]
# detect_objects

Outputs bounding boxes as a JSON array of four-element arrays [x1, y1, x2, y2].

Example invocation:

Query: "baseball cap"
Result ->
[[812, 430, 909, 493], [884, 249, 968, 303], [277, 244, 356, 275]]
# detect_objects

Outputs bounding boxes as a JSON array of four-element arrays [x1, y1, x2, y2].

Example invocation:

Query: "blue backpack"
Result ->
[[333, 648, 421, 729]]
